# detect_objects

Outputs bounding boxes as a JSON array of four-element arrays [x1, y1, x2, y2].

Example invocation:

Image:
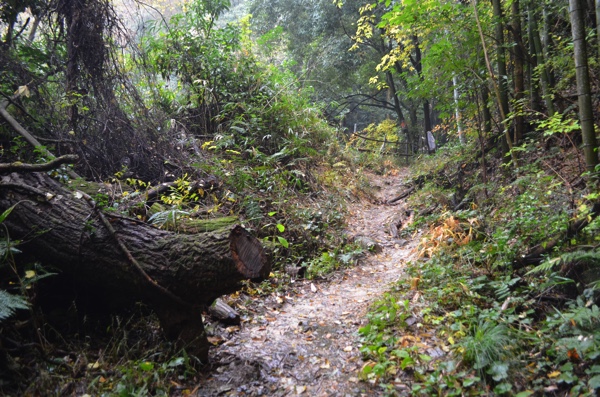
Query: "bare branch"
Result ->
[[0, 155, 79, 173]]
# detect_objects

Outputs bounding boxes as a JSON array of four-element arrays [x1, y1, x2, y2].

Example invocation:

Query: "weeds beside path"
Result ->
[[195, 169, 417, 396]]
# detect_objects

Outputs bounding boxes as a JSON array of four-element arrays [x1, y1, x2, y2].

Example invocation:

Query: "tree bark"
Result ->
[[0, 172, 270, 361], [528, 2, 555, 115], [491, 0, 511, 155], [511, 0, 525, 143], [569, 0, 599, 175]]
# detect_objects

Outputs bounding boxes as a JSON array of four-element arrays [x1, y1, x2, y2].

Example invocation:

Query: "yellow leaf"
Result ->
[[25, 270, 36, 279], [547, 371, 561, 378], [15, 85, 30, 98], [87, 361, 100, 369]]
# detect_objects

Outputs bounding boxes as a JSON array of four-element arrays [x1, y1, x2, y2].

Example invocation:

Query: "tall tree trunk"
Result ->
[[596, 0, 600, 54], [511, 0, 525, 143], [528, 2, 555, 115], [569, 0, 599, 174], [453, 75, 466, 144], [527, 5, 542, 112], [411, 35, 432, 147], [491, 0, 511, 155]]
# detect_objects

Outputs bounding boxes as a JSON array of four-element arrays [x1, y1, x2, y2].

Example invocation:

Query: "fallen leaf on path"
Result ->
[[412, 291, 421, 303], [410, 277, 420, 290], [207, 336, 224, 345], [310, 283, 317, 293], [295, 385, 307, 394], [343, 346, 353, 352]]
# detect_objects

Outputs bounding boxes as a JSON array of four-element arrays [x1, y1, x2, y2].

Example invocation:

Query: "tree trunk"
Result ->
[[596, 0, 600, 55], [411, 35, 432, 137], [569, 0, 599, 175], [511, 0, 525, 144], [526, 5, 542, 113], [453, 74, 466, 144], [491, 0, 510, 155], [0, 172, 270, 361], [529, 2, 555, 115]]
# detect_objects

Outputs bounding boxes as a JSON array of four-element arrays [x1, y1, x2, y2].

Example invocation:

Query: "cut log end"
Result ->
[[230, 225, 271, 280]]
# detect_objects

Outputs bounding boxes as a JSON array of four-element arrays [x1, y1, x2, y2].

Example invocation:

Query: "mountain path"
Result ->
[[196, 170, 416, 396]]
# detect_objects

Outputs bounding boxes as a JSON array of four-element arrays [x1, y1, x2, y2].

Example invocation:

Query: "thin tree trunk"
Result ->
[[481, 86, 493, 134], [527, 6, 542, 112], [528, 2, 555, 115], [411, 35, 432, 136], [596, 0, 600, 54], [453, 74, 466, 144], [491, 0, 511, 155], [569, 0, 599, 174], [474, 0, 517, 166], [511, 0, 525, 143]]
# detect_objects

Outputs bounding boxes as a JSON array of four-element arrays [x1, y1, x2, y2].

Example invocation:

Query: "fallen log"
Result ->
[[0, 172, 270, 361]]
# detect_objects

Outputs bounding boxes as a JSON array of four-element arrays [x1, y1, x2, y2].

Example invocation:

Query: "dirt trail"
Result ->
[[196, 171, 416, 396]]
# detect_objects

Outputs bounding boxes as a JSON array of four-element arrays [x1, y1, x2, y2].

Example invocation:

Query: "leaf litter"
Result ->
[[195, 170, 418, 396]]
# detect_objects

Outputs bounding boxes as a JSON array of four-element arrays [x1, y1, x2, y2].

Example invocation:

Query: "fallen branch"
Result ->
[[387, 185, 415, 204], [0, 155, 79, 173]]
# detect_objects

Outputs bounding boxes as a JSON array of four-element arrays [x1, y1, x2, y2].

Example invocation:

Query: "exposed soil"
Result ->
[[195, 170, 417, 396]]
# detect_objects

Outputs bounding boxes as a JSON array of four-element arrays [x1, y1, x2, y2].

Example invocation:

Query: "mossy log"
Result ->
[[0, 172, 270, 361]]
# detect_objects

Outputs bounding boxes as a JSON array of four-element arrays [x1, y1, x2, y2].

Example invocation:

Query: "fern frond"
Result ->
[[527, 249, 600, 276], [148, 209, 189, 228], [0, 289, 28, 322], [526, 256, 561, 275]]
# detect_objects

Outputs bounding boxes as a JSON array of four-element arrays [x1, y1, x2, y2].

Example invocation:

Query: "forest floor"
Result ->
[[195, 169, 419, 396]]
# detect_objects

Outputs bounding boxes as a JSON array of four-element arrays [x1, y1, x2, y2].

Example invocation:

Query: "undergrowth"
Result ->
[[358, 139, 600, 396]]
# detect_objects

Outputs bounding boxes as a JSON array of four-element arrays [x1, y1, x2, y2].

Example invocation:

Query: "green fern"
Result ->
[[148, 209, 189, 228], [527, 249, 600, 276], [0, 289, 28, 322]]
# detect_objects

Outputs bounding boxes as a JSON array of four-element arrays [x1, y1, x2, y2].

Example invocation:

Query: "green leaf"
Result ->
[[0, 204, 18, 224], [515, 392, 534, 397], [138, 361, 154, 371], [487, 362, 509, 381], [462, 376, 480, 387], [168, 357, 186, 368], [493, 382, 512, 394], [418, 354, 432, 362], [589, 375, 600, 390], [276, 223, 285, 233], [277, 236, 289, 248]]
